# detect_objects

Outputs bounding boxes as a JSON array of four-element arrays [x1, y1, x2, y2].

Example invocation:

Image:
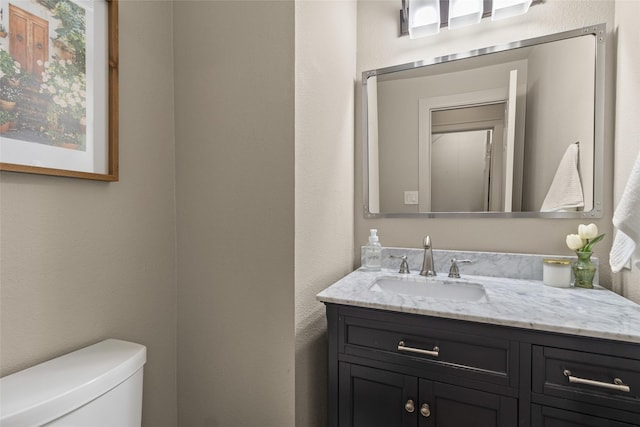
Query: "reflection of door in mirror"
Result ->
[[424, 103, 507, 212], [416, 82, 527, 214], [431, 130, 493, 212]]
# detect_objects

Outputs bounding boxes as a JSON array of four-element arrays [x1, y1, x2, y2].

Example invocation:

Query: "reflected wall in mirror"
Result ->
[[364, 24, 605, 218]]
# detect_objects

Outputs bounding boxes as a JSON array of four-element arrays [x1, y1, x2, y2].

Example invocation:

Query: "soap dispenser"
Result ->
[[363, 229, 382, 271]]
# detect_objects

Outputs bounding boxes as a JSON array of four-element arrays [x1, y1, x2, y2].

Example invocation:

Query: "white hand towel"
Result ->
[[610, 151, 640, 273], [540, 143, 584, 212]]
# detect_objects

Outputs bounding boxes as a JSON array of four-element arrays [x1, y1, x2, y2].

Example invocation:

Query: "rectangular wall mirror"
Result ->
[[363, 24, 605, 218]]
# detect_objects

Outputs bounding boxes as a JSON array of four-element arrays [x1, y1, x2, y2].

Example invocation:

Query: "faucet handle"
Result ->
[[448, 258, 472, 278], [391, 255, 410, 274]]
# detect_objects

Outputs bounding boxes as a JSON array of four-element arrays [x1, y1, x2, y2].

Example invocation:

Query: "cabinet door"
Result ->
[[339, 362, 417, 427], [418, 380, 518, 427], [531, 404, 638, 427]]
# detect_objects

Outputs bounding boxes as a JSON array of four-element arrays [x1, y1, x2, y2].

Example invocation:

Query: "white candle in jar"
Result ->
[[543, 259, 572, 288]]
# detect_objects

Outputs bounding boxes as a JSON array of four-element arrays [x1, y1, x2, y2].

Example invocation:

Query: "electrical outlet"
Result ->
[[404, 191, 419, 205]]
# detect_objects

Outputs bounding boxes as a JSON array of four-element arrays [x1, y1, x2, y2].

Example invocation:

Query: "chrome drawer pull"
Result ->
[[397, 341, 439, 357], [563, 370, 631, 393]]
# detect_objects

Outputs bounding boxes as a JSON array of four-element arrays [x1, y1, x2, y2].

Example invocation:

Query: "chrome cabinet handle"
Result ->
[[420, 403, 431, 417], [397, 341, 439, 357], [404, 399, 415, 413], [563, 370, 631, 393]]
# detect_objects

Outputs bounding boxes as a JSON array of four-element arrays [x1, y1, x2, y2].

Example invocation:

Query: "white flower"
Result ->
[[48, 86, 56, 94], [37, 59, 43, 66], [578, 223, 598, 240], [566, 234, 584, 251]]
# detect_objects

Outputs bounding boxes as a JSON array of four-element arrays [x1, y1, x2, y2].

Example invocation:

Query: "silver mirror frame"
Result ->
[[363, 24, 606, 219]]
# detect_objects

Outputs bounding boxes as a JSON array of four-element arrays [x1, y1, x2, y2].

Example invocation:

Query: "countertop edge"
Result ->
[[316, 269, 640, 345]]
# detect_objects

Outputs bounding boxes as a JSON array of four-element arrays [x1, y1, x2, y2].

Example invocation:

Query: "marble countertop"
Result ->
[[316, 268, 640, 344]]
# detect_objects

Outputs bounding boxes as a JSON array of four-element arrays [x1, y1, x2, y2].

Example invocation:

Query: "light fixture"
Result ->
[[448, 0, 483, 29], [491, 0, 533, 21], [407, 0, 441, 39], [400, 0, 541, 38]]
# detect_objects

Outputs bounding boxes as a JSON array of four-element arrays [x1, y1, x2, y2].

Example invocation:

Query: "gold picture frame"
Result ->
[[0, 0, 119, 181]]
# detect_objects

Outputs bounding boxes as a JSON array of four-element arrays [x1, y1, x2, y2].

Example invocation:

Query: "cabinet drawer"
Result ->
[[532, 346, 640, 414], [531, 404, 638, 427], [340, 310, 517, 387]]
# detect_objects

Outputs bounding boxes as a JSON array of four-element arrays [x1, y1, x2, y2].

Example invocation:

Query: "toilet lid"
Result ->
[[0, 339, 146, 427]]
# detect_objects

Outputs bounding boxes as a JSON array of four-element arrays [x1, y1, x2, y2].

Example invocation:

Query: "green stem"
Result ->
[[583, 233, 605, 252]]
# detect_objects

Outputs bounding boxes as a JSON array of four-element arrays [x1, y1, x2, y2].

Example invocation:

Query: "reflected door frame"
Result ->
[[418, 89, 507, 212], [431, 124, 503, 211]]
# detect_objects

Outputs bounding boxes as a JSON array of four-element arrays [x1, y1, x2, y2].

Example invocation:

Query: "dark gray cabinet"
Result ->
[[339, 363, 416, 427], [325, 304, 640, 427], [339, 363, 517, 427], [531, 405, 637, 426]]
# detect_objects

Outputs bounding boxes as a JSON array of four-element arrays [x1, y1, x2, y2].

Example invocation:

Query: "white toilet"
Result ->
[[0, 339, 146, 427]]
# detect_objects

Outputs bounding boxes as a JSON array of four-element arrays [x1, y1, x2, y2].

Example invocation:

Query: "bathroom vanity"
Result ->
[[335, 18, 629, 425], [317, 254, 640, 427]]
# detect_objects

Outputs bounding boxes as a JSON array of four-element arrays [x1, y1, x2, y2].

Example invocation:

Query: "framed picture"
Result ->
[[0, 0, 118, 181]]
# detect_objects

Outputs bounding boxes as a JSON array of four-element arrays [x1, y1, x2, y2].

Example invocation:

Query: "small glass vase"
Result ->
[[572, 251, 596, 289]]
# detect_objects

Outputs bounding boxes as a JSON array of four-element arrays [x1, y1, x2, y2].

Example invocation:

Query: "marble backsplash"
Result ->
[[362, 247, 599, 285]]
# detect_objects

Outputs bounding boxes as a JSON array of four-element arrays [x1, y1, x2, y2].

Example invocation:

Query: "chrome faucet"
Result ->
[[448, 258, 473, 278], [391, 255, 410, 274], [420, 236, 436, 276]]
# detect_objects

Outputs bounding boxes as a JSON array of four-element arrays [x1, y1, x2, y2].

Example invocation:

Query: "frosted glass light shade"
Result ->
[[408, 0, 441, 38], [491, 0, 532, 21], [448, 0, 483, 29]]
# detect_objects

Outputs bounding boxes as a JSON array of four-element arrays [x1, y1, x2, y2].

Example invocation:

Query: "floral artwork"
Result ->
[[0, 0, 116, 180], [0, 0, 86, 150], [39, 57, 87, 148]]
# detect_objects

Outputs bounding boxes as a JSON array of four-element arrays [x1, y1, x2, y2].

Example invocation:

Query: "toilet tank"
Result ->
[[0, 339, 146, 427]]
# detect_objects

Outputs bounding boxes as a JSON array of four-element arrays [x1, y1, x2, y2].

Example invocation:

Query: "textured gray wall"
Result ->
[[0, 1, 178, 426], [295, 2, 357, 426], [174, 1, 295, 426]]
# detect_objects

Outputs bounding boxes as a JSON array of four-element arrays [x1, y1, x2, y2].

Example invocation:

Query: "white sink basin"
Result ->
[[369, 276, 487, 302]]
